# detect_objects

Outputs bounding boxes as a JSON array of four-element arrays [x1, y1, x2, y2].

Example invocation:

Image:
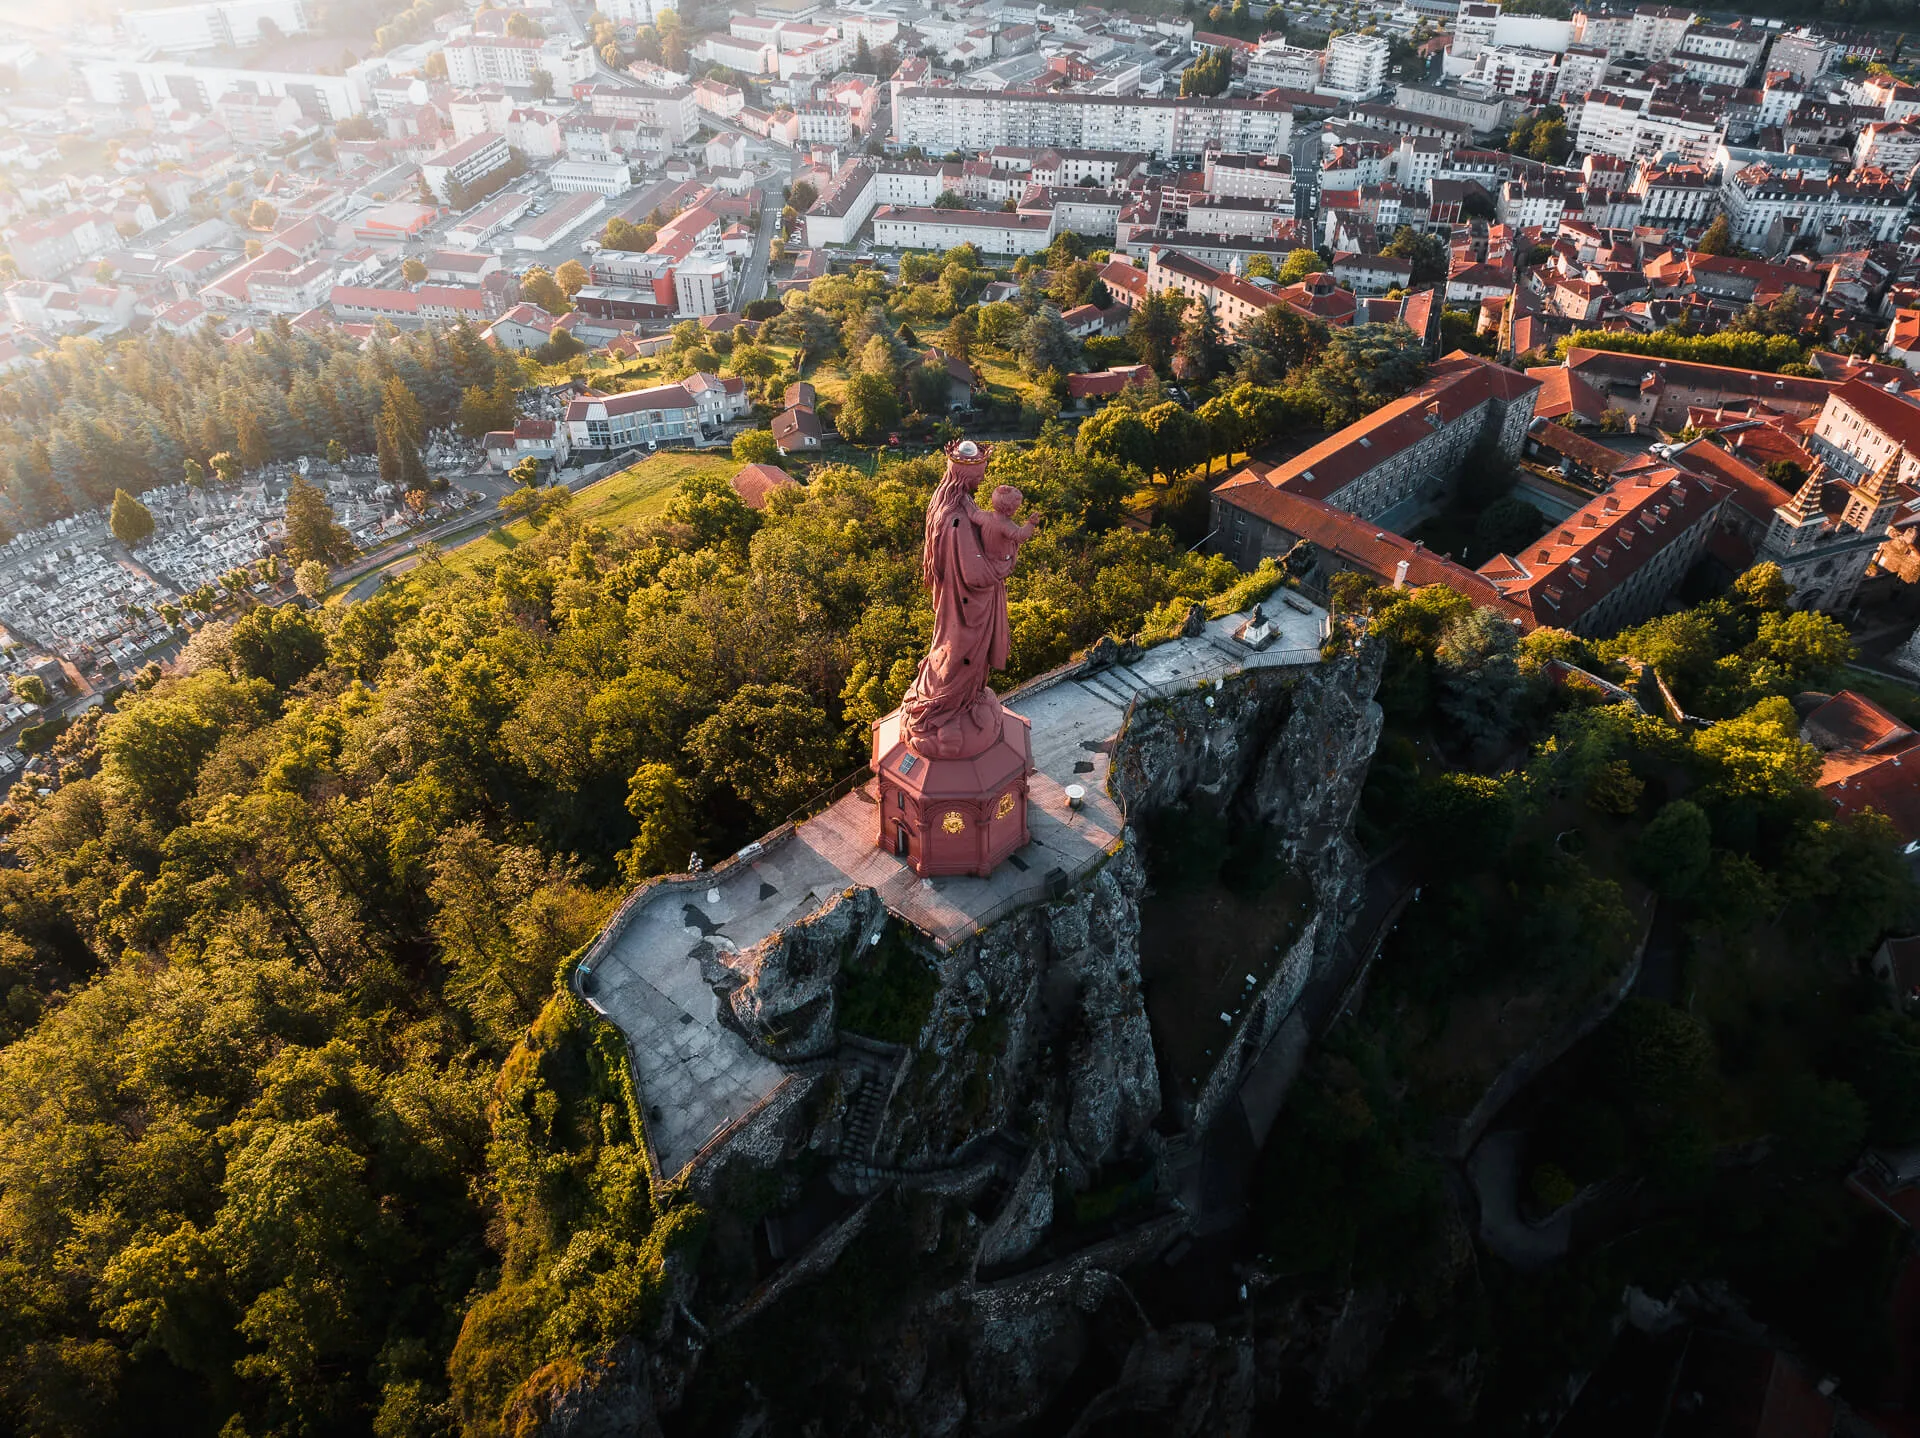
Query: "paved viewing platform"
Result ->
[[578, 601, 1328, 1180]]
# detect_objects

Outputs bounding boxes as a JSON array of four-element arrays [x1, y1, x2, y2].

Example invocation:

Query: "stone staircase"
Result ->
[[836, 1046, 898, 1161]]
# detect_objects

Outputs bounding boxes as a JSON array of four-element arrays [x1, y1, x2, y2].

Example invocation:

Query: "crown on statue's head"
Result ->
[[944, 436, 991, 483]]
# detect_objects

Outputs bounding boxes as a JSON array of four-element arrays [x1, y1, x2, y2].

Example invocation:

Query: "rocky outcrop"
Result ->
[[878, 845, 1159, 1184], [504, 1340, 663, 1438], [533, 640, 1391, 1437], [719, 887, 886, 1060]]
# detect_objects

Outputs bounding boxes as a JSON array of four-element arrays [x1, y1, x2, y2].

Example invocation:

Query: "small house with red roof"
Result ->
[[1802, 690, 1920, 847], [1066, 364, 1154, 405], [731, 462, 797, 510]]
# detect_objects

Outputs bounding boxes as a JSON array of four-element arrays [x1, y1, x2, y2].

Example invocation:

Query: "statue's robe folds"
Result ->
[[900, 474, 1015, 759]]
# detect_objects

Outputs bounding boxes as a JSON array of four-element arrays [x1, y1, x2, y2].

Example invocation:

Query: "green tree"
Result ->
[[1077, 403, 1151, 465], [623, 762, 697, 880], [402, 256, 427, 284], [294, 558, 328, 600], [729, 426, 775, 466], [283, 476, 354, 567], [10, 673, 49, 706], [109, 488, 155, 548], [1276, 248, 1323, 285], [1697, 214, 1735, 256], [519, 266, 570, 314], [1433, 606, 1532, 757], [1630, 800, 1712, 897], [1284, 322, 1428, 428], [1180, 46, 1232, 96], [687, 682, 841, 821], [555, 259, 590, 298], [1381, 224, 1448, 285], [1694, 696, 1821, 801], [226, 605, 326, 689], [836, 372, 901, 443], [1127, 292, 1188, 375]]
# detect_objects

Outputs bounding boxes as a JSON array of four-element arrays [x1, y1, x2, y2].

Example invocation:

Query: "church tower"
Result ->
[[1766, 464, 1830, 555], [1843, 446, 1905, 534]]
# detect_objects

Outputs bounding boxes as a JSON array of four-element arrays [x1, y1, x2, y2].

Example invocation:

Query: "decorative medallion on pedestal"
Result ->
[[872, 438, 1038, 878]]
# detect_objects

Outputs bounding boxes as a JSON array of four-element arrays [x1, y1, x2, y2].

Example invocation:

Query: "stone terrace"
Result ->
[[578, 600, 1328, 1181]]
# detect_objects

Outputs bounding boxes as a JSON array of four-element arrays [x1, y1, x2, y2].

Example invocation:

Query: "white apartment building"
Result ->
[[1318, 33, 1389, 101], [549, 158, 633, 195], [1247, 38, 1322, 92], [1183, 196, 1295, 238], [893, 89, 1291, 160], [586, 84, 700, 145], [803, 159, 877, 247], [1554, 45, 1609, 100], [796, 100, 852, 144], [1205, 152, 1294, 203], [874, 158, 959, 206], [122, 0, 307, 55], [1574, 89, 1724, 165], [673, 253, 732, 317], [444, 36, 593, 90], [419, 133, 511, 203], [1449, 2, 1501, 65], [450, 91, 513, 142], [79, 55, 373, 119], [1673, 23, 1764, 82], [1633, 162, 1717, 223], [1627, 5, 1696, 60], [8, 211, 113, 280], [1720, 163, 1914, 249], [1466, 44, 1561, 101], [1768, 29, 1837, 81], [871, 206, 1054, 254], [698, 35, 775, 72], [1856, 122, 1920, 177]]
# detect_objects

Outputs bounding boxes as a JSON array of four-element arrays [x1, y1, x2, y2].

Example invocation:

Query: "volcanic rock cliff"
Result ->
[[551, 639, 1388, 1434]]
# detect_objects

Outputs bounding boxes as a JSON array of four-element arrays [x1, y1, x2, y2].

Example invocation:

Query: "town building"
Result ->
[[1211, 353, 1542, 564], [892, 89, 1292, 161], [1318, 32, 1389, 101], [122, 0, 308, 53], [1478, 465, 1730, 633], [420, 134, 512, 204], [871, 206, 1054, 255]]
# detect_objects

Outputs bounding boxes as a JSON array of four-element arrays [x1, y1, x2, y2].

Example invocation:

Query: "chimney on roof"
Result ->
[[1393, 560, 1409, 589]]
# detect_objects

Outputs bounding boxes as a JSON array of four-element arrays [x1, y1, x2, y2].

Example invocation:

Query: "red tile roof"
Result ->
[[1098, 258, 1147, 302], [1807, 690, 1917, 755], [1667, 435, 1793, 526], [1210, 470, 1532, 624], [1823, 744, 1920, 843], [1067, 364, 1153, 399], [731, 461, 796, 509], [1528, 365, 1608, 422], [1478, 465, 1729, 631], [1832, 376, 1920, 454], [1265, 354, 1540, 502]]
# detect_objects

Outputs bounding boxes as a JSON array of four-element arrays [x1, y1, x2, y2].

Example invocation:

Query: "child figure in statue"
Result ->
[[979, 484, 1034, 579]]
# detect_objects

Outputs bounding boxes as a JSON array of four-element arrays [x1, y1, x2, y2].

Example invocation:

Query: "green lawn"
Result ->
[[442, 450, 735, 574]]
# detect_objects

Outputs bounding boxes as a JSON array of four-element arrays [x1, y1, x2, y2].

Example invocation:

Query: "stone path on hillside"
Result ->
[[578, 600, 1329, 1181]]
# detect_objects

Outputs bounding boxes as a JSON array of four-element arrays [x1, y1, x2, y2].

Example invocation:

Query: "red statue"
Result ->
[[900, 440, 1034, 759], [871, 439, 1037, 877]]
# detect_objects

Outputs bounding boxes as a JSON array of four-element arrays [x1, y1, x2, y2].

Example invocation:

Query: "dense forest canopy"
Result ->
[[0, 323, 518, 528], [0, 436, 1249, 1435]]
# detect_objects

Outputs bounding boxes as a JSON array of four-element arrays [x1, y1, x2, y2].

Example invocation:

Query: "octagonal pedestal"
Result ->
[[871, 705, 1033, 878]]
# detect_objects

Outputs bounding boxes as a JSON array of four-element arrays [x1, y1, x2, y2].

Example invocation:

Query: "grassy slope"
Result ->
[[443, 451, 735, 574]]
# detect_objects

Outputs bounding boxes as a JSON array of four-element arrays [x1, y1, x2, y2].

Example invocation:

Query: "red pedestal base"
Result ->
[[871, 705, 1033, 878]]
